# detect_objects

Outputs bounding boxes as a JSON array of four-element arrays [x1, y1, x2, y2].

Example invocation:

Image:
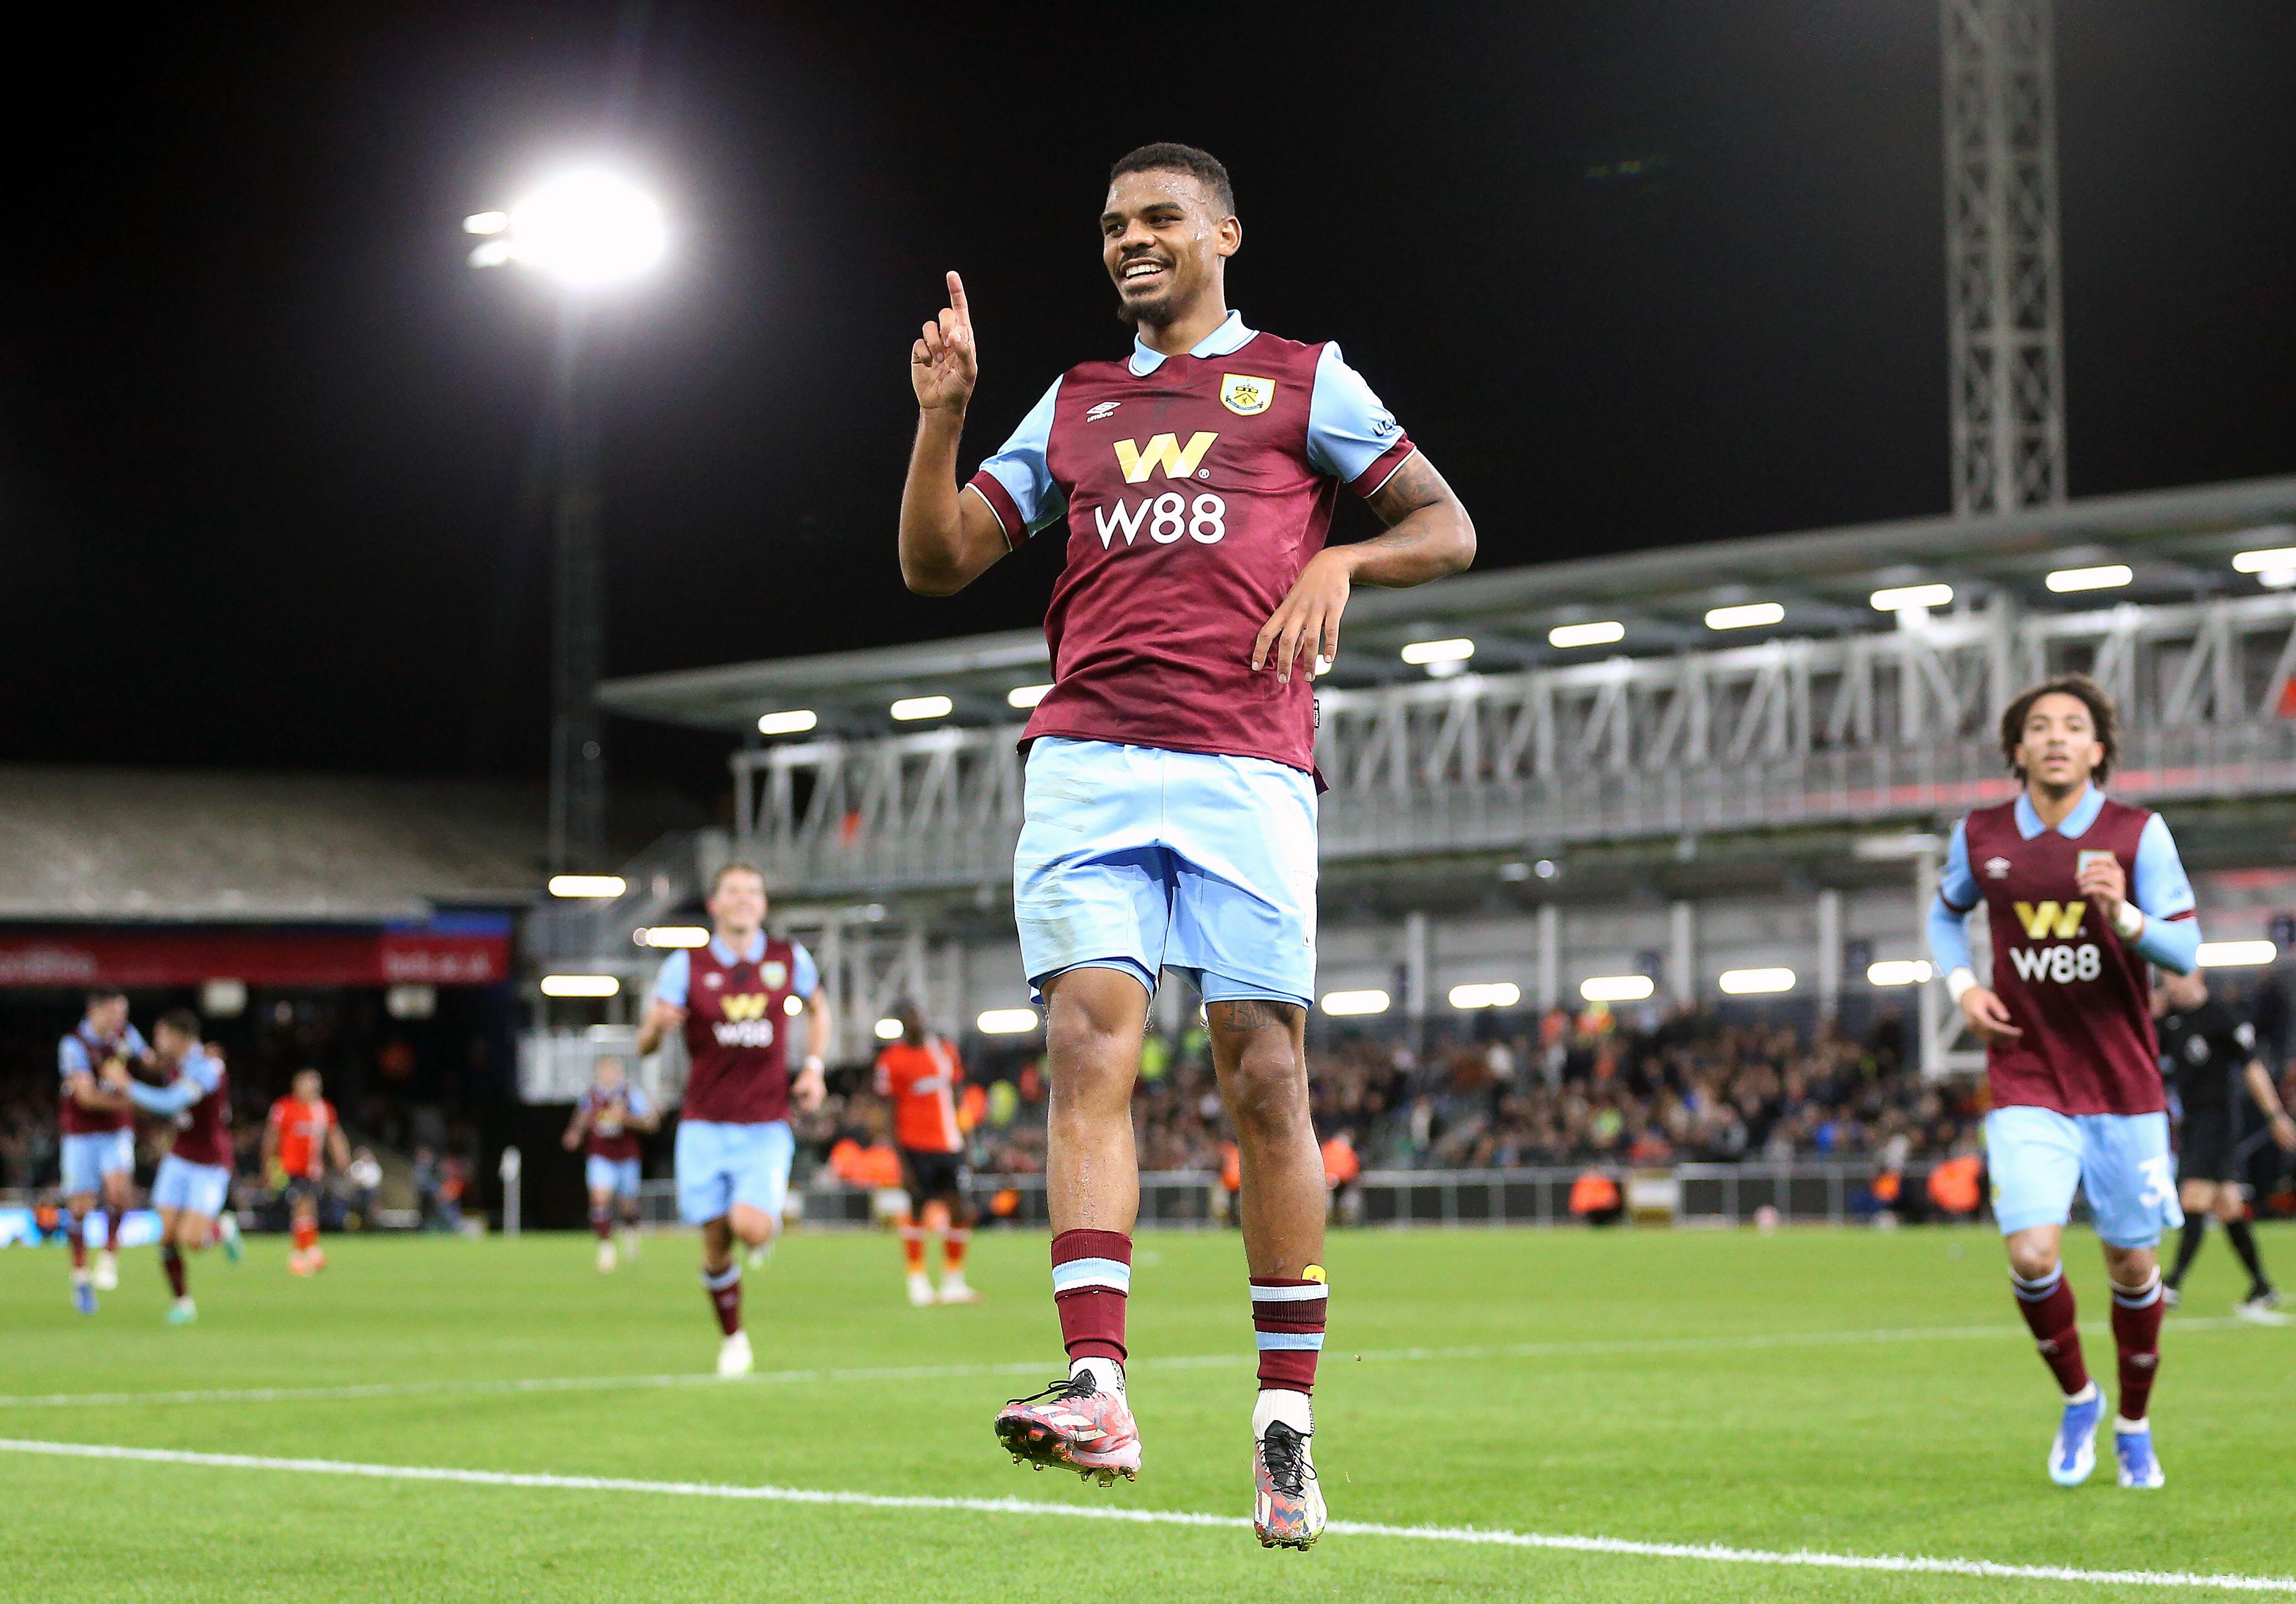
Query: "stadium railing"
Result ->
[[622, 1161, 1990, 1231]]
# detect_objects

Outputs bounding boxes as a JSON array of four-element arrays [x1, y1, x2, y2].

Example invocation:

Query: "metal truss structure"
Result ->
[[732, 593, 2296, 900], [1942, 0, 2066, 514]]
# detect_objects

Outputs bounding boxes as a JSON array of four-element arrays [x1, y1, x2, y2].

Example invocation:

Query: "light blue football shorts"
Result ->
[[151, 1154, 231, 1220], [585, 1154, 642, 1198], [1984, 1104, 2184, 1247], [1013, 736, 1318, 1011], [674, 1119, 794, 1226], [60, 1129, 135, 1195]]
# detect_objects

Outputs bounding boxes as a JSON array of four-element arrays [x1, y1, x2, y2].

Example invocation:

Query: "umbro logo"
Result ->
[[1085, 400, 1122, 422], [704, 973, 722, 988], [1985, 857, 2013, 879]]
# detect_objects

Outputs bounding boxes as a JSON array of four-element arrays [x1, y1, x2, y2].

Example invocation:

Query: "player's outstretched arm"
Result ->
[[1252, 453, 1475, 684], [2243, 1058, 2296, 1151], [562, 1105, 588, 1151], [901, 271, 1009, 597]]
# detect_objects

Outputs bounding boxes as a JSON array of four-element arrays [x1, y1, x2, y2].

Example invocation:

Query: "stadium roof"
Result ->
[[0, 767, 545, 923], [599, 474, 2296, 737]]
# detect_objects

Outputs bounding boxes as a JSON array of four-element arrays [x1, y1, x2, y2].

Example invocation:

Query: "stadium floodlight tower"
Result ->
[[1940, 0, 2067, 514], [466, 170, 668, 877]]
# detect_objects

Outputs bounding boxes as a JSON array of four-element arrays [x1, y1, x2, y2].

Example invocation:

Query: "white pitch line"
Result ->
[[2, 1437, 2289, 1593], [0, 1316, 2258, 1412]]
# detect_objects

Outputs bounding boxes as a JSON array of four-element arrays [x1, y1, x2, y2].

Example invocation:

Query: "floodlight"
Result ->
[[1400, 638, 1475, 666], [1719, 967, 1796, 995], [977, 1008, 1040, 1034], [1866, 960, 1933, 987], [636, 927, 710, 949], [1448, 982, 1522, 1010], [1579, 974, 1654, 1003], [2045, 564, 2131, 593], [2197, 941, 2276, 968], [471, 170, 667, 287], [891, 695, 953, 721], [1549, 621, 1625, 649], [1704, 602, 1784, 631], [549, 875, 627, 899], [875, 1017, 905, 1040], [1871, 583, 1953, 611], [540, 974, 620, 998], [1007, 683, 1052, 709], [758, 709, 817, 735], [1318, 989, 1391, 1017]]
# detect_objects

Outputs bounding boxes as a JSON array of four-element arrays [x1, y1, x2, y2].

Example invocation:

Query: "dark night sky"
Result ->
[[6, 3, 2293, 805]]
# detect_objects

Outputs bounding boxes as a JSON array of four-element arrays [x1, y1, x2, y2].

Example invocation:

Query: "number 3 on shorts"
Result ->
[[2137, 1156, 2174, 1209]]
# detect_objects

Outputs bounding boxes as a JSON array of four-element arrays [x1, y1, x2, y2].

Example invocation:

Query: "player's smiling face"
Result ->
[[1100, 169, 1237, 329], [2014, 691, 2104, 793], [709, 868, 767, 939]]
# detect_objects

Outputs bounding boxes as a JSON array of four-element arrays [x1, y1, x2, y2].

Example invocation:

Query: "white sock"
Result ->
[[942, 1269, 968, 1290], [1253, 1388, 1314, 1439], [2115, 1415, 2147, 1433], [2065, 1381, 2098, 1405], [1070, 1356, 1124, 1396]]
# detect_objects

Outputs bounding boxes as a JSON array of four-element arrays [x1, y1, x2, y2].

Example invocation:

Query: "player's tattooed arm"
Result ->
[[1253, 452, 1475, 683], [901, 270, 1010, 596]]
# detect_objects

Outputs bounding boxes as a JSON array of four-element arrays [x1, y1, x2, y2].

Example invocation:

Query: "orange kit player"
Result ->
[[263, 1069, 349, 1275], [874, 1000, 979, 1307]]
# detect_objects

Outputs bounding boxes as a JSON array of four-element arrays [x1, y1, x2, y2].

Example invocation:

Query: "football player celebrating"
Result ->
[[1929, 675, 2200, 1490], [111, 1011, 233, 1324], [563, 1054, 657, 1272], [637, 861, 830, 1377], [900, 143, 1473, 1546], [56, 987, 148, 1311]]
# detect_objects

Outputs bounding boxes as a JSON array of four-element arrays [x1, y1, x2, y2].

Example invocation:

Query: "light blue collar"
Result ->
[[1128, 309, 1254, 375], [2014, 783, 2105, 840], [710, 930, 767, 965]]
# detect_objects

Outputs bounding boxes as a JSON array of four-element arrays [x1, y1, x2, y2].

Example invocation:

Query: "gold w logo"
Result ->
[[2012, 900, 2086, 940], [720, 993, 770, 1022], [1113, 432, 1218, 484]]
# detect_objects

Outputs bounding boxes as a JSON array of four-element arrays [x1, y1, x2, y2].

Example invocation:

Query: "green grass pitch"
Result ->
[[3, 1223, 2291, 1601]]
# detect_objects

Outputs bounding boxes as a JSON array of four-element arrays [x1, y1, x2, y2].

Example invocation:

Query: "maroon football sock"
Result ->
[[67, 1214, 87, 1271], [2110, 1272, 2164, 1422], [161, 1244, 187, 1299], [1050, 1229, 1131, 1366], [703, 1263, 742, 1337], [591, 1206, 613, 1241], [1251, 1275, 1327, 1393], [2010, 1266, 2090, 1395]]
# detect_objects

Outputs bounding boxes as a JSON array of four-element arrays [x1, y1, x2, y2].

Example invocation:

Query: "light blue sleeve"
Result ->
[[653, 949, 691, 1008], [624, 1084, 652, 1120], [790, 942, 820, 1000], [123, 1025, 150, 1058], [1306, 343, 1411, 488], [58, 1034, 90, 1079], [127, 1075, 201, 1117], [2129, 814, 2201, 973], [1927, 822, 1978, 974], [971, 377, 1066, 536]]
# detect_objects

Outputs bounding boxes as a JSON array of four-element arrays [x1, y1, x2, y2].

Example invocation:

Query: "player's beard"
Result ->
[[1115, 282, 1180, 331]]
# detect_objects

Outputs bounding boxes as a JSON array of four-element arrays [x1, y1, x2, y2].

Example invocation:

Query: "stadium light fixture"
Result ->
[[2045, 564, 2132, 593], [548, 875, 627, 899], [1007, 683, 1053, 709], [784, 994, 805, 1017], [1718, 967, 1796, 995], [977, 1007, 1040, 1034], [758, 709, 817, 735], [634, 926, 709, 949], [1318, 988, 1391, 1017], [2197, 940, 2277, 968], [540, 974, 620, 998], [874, 1017, 905, 1040], [1400, 638, 1475, 666], [1866, 959, 1934, 987], [466, 170, 667, 288], [1579, 974, 1654, 1003], [2232, 546, 2296, 588], [1549, 621, 1625, 650], [1870, 583, 1953, 612], [1704, 602, 1784, 631], [1448, 981, 1522, 1010], [891, 694, 954, 722]]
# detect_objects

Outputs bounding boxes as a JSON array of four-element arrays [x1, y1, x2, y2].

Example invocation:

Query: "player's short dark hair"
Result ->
[[85, 986, 125, 1008], [710, 859, 766, 897], [1110, 143, 1235, 216], [1999, 673, 2121, 784], [155, 1007, 201, 1039]]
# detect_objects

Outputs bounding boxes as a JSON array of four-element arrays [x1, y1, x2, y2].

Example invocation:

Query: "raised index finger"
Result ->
[[946, 271, 971, 330]]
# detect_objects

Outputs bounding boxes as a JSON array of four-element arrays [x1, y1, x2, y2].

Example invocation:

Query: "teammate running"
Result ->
[[2155, 968, 2296, 1321], [873, 1001, 978, 1306], [57, 987, 149, 1311], [1928, 674, 2200, 1491], [637, 861, 830, 1377], [899, 143, 1474, 1547], [112, 1011, 236, 1324], [562, 1054, 657, 1272], [263, 1069, 349, 1276]]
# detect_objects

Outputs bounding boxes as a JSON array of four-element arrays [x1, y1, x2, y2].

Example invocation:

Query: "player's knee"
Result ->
[[1222, 1039, 1309, 1139], [2005, 1238, 2059, 1281], [2102, 1245, 2156, 1288]]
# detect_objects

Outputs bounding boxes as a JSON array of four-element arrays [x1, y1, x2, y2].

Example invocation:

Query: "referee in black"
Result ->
[[2155, 967, 2296, 1319]]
